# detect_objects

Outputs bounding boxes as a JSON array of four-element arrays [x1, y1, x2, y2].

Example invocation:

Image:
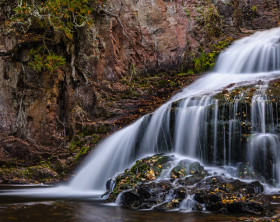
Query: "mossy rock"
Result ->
[[153, 199, 180, 212], [109, 154, 174, 200], [170, 166, 187, 179], [237, 163, 256, 180], [194, 179, 268, 216], [105, 156, 270, 215], [178, 173, 206, 186], [189, 162, 207, 175], [0, 165, 59, 184]]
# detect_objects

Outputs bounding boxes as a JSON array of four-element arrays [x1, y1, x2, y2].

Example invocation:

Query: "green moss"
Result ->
[[130, 63, 137, 77], [69, 139, 82, 152], [28, 47, 66, 73], [75, 146, 90, 160], [251, 5, 257, 12], [185, 9, 190, 16], [70, 127, 103, 151], [267, 80, 280, 100], [69, 130, 102, 162], [214, 85, 256, 104], [6, 0, 106, 74], [91, 135, 101, 144], [170, 166, 187, 179], [0, 163, 59, 183], [96, 125, 110, 134], [192, 37, 234, 73], [109, 154, 174, 200], [7, 0, 106, 39], [195, 5, 223, 40]]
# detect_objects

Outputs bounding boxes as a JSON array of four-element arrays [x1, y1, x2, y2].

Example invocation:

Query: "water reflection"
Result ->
[[0, 200, 242, 222], [1, 186, 280, 222]]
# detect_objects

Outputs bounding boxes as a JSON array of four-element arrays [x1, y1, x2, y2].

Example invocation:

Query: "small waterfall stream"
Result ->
[[248, 85, 280, 184], [69, 27, 280, 191]]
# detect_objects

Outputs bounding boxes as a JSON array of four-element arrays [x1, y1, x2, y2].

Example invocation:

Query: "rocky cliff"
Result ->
[[0, 0, 279, 183]]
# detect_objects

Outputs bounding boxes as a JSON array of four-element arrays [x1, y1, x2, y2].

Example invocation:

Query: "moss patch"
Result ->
[[109, 154, 175, 200]]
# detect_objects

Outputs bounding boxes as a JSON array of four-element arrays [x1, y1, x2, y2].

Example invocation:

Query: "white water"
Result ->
[[214, 28, 280, 73], [247, 85, 280, 184], [2, 28, 280, 197]]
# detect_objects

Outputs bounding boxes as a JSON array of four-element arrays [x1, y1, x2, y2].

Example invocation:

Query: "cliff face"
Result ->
[[0, 0, 279, 183], [80, 0, 279, 80]]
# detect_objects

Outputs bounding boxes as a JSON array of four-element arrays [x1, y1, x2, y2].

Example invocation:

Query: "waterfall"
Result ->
[[69, 27, 280, 191], [214, 28, 280, 73], [248, 85, 280, 184], [173, 96, 214, 156]]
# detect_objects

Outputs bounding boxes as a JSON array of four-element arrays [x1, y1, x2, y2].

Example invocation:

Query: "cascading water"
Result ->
[[248, 85, 280, 184], [2, 28, 280, 200], [214, 28, 280, 73], [68, 27, 280, 191]]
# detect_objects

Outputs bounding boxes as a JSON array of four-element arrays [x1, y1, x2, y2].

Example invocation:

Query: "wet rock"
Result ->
[[173, 187, 187, 200], [179, 159, 193, 167], [225, 200, 266, 215], [189, 162, 207, 175], [206, 176, 230, 185], [170, 166, 187, 179], [194, 178, 270, 216], [153, 200, 180, 212], [177, 174, 206, 186], [195, 188, 267, 215], [192, 203, 203, 211], [137, 187, 151, 199], [117, 190, 141, 206], [179, 160, 208, 177], [244, 181, 264, 194], [238, 163, 256, 180], [106, 178, 113, 191], [136, 180, 173, 204], [102, 178, 115, 197], [106, 154, 273, 216], [108, 154, 174, 200], [194, 191, 206, 204]]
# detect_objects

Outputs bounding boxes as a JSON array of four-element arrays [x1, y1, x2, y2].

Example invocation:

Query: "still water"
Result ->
[[1, 185, 280, 222]]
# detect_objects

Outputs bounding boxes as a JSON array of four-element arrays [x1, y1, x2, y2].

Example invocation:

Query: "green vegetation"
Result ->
[[6, 0, 106, 73], [192, 37, 234, 73], [0, 164, 58, 183], [185, 9, 190, 16], [69, 128, 103, 161], [251, 5, 257, 12], [7, 0, 105, 39], [109, 154, 173, 200], [196, 6, 223, 39], [28, 46, 66, 72], [75, 146, 90, 160]]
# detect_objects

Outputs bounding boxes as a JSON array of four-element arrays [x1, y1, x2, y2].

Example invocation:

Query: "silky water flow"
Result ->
[[2, 27, 280, 199]]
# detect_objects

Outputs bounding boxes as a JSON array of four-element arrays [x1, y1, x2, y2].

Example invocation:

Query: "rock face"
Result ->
[[0, 0, 279, 181], [105, 154, 273, 216], [81, 0, 279, 80]]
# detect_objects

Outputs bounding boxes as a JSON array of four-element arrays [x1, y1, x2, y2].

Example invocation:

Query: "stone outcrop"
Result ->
[[105, 154, 273, 216], [0, 0, 279, 182]]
